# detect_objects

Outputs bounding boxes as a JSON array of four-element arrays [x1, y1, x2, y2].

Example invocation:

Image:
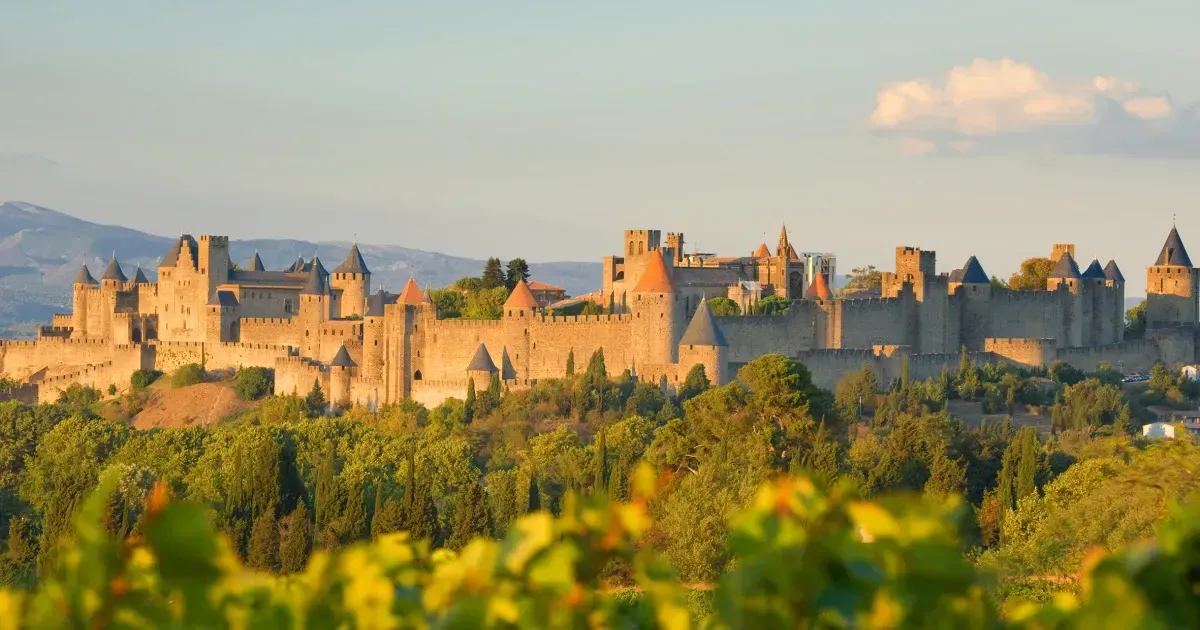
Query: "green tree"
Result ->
[[130, 369, 162, 392], [591, 429, 608, 494], [707, 297, 740, 317], [429, 289, 467, 319], [55, 384, 100, 412], [448, 483, 491, 550], [464, 378, 476, 423], [504, 258, 530, 291], [756, 295, 790, 316], [278, 502, 311, 574], [304, 378, 327, 417], [844, 265, 882, 292], [527, 474, 541, 512], [462, 286, 508, 320], [1015, 426, 1039, 501], [1125, 299, 1147, 339], [371, 485, 405, 537], [246, 510, 280, 572], [171, 363, 205, 388], [481, 257, 506, 289], [925, 451, 966, 497], [342, 479, 368, 543], [234, 367, 274, 401], [403, 477, 439, 543], [677, 364, 710, 403], [2, 515, 36, 587], [565, 349, 575, 377], [1007, 257, 1054, 291]]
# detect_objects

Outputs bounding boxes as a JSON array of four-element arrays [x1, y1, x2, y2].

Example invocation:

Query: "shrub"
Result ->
[[107, 384, 118, 396], [234, 367, 274, 401], [130, 369, 162, 392], [171, 363, 205, 388]]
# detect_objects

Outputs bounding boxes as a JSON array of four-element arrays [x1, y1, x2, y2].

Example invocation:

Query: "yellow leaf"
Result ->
[[847, 502, 900, 540], [0, 590, 24, 630]]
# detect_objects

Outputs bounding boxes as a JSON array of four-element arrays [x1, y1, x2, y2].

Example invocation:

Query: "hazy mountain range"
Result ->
[[0, 201, 600, 338]]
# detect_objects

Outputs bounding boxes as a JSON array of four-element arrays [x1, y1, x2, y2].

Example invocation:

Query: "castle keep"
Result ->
[[2, 225, 1196, 407]]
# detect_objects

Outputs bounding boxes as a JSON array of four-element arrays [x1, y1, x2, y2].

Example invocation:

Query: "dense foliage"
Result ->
[[2, 350, 1198, 627]]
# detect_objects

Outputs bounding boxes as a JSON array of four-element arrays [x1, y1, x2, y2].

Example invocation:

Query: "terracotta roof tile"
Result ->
[[397, 278, 424, 305], [504, 278, 540, 309], [805, 272, 832, 299], [631, 250, 675, 293]]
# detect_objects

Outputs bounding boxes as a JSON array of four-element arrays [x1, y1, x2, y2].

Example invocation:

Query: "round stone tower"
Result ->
[[630, 249, 679, 368], [677, 297, 728, 387], [331, 243, 370, 319], [329, 344, 356, 411], [1146, 225, 1198, 329]]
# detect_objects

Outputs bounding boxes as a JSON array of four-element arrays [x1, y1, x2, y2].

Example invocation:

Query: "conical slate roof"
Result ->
[[311, 256, 328, 278], [247, 252, 264, 272], [1155, 226, 1192, 267], [680, 298, 728, 347], [288, 256, 306, 272], [1048, 251, 1081, 280], [330, 344, 357, 368], [1104, 260, 1125, 282], [805, 272, 832, 299], [131, 266, 150, 284], [333, 243, 369, 274], [504, 278, 540, 310], [208, 290, 238, 307], [101, 255, 127, 282], [159, 235, 198, 269], [397, 278, 424, 305], [960, 256, 989, 284], [1081, 259, 1107, 280], [466, 343, 498, 373], [631, 250, 675, 293], [74, 264, 98, 285], [301, 265, 327, 295], [366, 289, 391, 317]]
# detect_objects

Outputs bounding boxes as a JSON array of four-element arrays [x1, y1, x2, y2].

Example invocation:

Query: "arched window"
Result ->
[[413, 370, 423, 381], [284, 299, 292, 314], [638, 242, 644, 254]]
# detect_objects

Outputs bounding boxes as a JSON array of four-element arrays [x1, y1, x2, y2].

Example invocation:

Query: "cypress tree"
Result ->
[[305, 378, 326, 416], [247, 509, 280, 572], [996, 440, 1019, 515], [487, 373, 502, 404], [404, 479, 439, 543], [314, 443, 336, 532], [342, 479, 368, 543], [278, 502, 312, 574], [901, 356, 910, 392], [448, 483, 491, 550], [4, 516, 36, 587], [566, 349, 575, 377], [585, 349, 607, 388], [527, 474, 541, 513], [592, 429, 608, 493], [464, 378, 476, 423], [607, 452, 630, 501], [372, 496, 405, 537], [1015, 427, 1039, 501]]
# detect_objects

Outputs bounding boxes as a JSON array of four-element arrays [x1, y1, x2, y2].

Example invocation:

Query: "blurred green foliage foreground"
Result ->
[[2, 463, 1198, 630]]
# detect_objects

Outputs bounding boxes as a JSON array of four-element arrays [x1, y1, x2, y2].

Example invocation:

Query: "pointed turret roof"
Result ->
[[310, 256, 328, 278], [960, 256, 989, 284], [397, 278, 424, 305], [301, 265, 327, 295], [1155, 226, 1192, 267], [680, 298, 728, 347], [753, 243, 771, 258], [1081, 259, 1107, 280], [787, 243, 801, 262], [631, 250, 675, 293], [1104, 260, 1125, 283], [504, 278, 540, 310], [101, 255, 127, 282], [366, 289, 390, 317], [247, 251, 264, 272], [131, 266, 149, 284], [1049, 251, 1082, 279], [333, 243, 369, 274], [330, 344, 357, 368], [74, 264, 98, 285], [288, 256, 305, 272], [776, 224, 791, 257], [805, 272, 833, 299], [159, 235, 198, 269], [466, 343, 499, 373], [422, 289, 433, 305]]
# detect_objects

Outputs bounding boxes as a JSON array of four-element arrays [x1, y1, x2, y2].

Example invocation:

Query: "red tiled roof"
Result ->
[[631, 250, 675, 293], [753, 243, 771, 258], [397, 278, 424, 305], [527, 281, 564, 292], [805, 272, 832, 299], [504, 279, 541, 309]]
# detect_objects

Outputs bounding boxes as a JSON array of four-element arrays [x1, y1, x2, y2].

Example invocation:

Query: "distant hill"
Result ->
[[0, 201, 600, 338]]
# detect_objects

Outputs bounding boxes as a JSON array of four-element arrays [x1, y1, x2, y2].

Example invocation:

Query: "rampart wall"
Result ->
[[528, 314, 633, 379], [420, 319, 507, 381], [988, 290, 1063, 342], [240, 317, 299, 346], [836, 297, 909, 349]]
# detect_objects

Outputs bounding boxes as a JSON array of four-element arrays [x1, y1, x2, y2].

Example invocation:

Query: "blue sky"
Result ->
[[2, 1, 1197, 293]]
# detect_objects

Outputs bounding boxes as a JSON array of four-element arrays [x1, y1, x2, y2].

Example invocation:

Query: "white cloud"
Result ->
[[869, 58, 1199, 158]]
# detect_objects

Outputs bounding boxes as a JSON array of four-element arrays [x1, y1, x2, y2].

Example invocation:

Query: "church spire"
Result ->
[[775, 223, 791, 257]]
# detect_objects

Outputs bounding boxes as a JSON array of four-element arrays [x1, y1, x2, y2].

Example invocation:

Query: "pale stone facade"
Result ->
[[2, 225, 1197, 407]]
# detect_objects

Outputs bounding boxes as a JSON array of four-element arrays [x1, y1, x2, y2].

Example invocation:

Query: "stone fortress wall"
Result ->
[[2, 224, 1197, 410]]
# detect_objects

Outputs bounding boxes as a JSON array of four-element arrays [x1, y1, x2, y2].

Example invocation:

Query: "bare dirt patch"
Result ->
[[132, 381, 258, 429]]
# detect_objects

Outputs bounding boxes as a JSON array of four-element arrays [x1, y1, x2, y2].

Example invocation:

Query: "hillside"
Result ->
[[0, 201, 600, 337]]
